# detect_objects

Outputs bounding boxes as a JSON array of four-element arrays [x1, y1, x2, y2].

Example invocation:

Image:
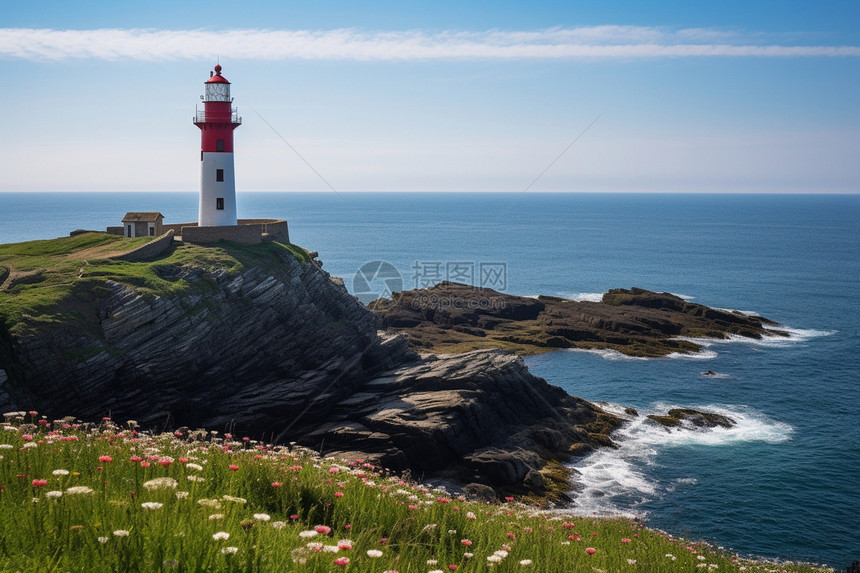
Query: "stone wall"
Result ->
[[182, 224, 264, 244], [106, 227, 124, 236], [111, 230, 175, 262], [161, 219, 289, 244]]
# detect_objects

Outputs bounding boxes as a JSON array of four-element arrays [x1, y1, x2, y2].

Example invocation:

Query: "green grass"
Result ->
[[0, 233, 312, 330], [0, 414, 833, 573]]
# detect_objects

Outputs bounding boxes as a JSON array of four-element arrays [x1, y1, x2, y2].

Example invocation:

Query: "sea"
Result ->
[[1, 191, 858, 568]]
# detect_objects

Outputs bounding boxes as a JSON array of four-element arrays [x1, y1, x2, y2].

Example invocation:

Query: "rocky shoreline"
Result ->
[[0, 235, 763, 500], [370, 281, 787, 357]]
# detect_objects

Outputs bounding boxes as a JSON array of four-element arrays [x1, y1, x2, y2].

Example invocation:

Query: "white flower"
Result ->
[[322, 545, 340, 553], [113, 530, 130, 537], [221, 546, 238, 555], [197, 498, 221, 508], [143, 477, 178, 491], [698, 556, 707, 561], [52, 469, 70, 476], [627, 559, 637, 565], [45, 490, 63, 499], [98, 536, 109, 544], [141, 502, 163, 510], [427, 560, 438, 565], [186, 463, 204, 471], [187, 475, 205, 483], [464, 552, 474, 558], [22, 442, 37, 449], [221, 495, 246, 504], [487, 555, 503, 563], [253, 513, 271, 521], [494, 550, 509, 558], [65, 486, 95, 496], [271, 521, 287, 529], [519, 560, 533, 566], [212, 531, 230, 541], [429, 570, 444, 573], [209, 514, 225, 520], [367, 549, 383, 558], [175, 491, 189, 499], [299, 530, 319, 538], [466, 511, 476, 519]]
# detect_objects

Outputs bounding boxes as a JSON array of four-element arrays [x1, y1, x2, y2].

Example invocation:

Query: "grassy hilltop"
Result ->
[[0, 232, 310, 331]]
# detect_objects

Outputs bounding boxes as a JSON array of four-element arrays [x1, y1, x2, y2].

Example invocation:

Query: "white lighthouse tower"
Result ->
[[194, 64, 242, 226]]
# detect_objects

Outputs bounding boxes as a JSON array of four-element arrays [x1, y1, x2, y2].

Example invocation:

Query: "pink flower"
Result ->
[[129, 456, 142, 462], [335, 491, 344, 498], [461, 539, 472, 546], [504, 496, 514, 501], [506, 532, 516, 539], [290, 514, 299, 520], [21, 434, 33, 441], [178, 457, 189, 463], [333, 557, 349, 566], [140, 461, 150, 467], [271, 482, 282, 488], [31, 479, 48, 487], [28, 410, 38, 416], [228, 465, 239, 471], [98, 455, 112, 463], [585, 547, 597, 555], [315, 525, 332, 534], [329, 467, 339, 474], [621, 538, 631, 543], [449, 565, 458, 571], [159, 459, 172, 467]]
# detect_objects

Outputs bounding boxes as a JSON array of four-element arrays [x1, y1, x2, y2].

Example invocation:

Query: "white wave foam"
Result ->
[[716, 307, 762, 317], [670, 293, 695, 301], [665, 349, 719, 360], [763, 324, 837, 340], [567, 292, 605, 302], [567, 404, 793, 517], [565, 348, 649, 361]]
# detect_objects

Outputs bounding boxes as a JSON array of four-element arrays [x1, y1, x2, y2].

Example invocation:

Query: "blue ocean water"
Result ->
[[1, 191, 858, 567]]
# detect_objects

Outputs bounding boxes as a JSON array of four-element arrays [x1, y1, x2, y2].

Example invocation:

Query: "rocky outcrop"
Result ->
[[370, 282, 787, 357], [302, 348, 619, 493], [646, 408, 735, 430], [0, 237, 619, 497]]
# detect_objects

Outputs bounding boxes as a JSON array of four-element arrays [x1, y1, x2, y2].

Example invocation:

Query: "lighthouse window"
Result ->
[[216, 139, 224, 152], [216, 169, 224, 182], [216, 198, 225, 210]]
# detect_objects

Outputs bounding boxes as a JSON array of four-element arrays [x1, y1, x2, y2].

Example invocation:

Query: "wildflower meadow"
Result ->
[[0, 411, 833, 572]]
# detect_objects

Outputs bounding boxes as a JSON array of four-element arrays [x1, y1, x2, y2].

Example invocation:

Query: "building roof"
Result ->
[[206, 64, 230, 84], [122, 212, 164, 222]]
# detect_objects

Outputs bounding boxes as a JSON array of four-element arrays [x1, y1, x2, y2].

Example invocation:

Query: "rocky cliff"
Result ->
[[0, 233, 617, 497]]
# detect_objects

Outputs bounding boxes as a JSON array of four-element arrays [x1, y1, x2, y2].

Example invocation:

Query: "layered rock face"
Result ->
[[304, 348, 617, 491], [0, 239, 616, 496], [0, 245, 383, 431]]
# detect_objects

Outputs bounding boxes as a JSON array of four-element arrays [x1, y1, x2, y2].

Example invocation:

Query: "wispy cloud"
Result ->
[[1, 26, 858, 61]]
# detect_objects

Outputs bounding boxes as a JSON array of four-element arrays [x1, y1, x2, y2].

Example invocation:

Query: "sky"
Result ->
[[1, 0, 858, 193]]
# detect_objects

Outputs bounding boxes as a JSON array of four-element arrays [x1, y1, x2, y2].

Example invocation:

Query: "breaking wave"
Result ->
[[567, 403, 793, 518]]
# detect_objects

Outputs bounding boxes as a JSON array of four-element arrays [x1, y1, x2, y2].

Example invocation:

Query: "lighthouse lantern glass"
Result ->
[[204, 83, 230, 102]]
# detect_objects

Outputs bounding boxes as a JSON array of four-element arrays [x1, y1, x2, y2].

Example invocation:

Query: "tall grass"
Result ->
[[0, 412, 833, 573]]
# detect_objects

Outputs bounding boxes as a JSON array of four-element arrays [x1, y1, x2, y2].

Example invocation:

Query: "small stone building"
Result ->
[[121, 212, 164, 238]]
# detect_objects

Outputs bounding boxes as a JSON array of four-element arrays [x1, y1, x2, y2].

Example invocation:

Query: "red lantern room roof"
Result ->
[[206, 64, 230, 84]]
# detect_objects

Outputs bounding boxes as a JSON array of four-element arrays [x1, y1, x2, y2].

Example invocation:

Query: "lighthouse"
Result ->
[[194, 64, 242, 226]]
